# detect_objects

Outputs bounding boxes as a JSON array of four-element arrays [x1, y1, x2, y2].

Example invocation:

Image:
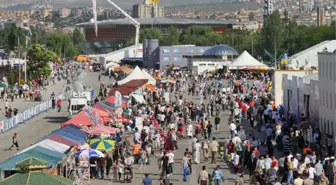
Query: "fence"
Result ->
[[0, 94, 63, 134]]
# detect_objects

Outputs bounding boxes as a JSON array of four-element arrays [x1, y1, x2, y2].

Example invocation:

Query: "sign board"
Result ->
[[115, 91, 122, 108]]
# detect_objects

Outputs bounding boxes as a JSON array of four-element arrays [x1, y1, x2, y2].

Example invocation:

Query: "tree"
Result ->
[[47, 32, 81, 59], [160, 26, 180, 46], [181, 26, 222, 46], [248, 12, 255, 21], [139, 28, 161, 42], [72, 28, 84, 48], [27, 44, 57, 78]]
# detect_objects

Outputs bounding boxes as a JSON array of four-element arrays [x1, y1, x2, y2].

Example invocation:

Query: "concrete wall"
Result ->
[[318, 53, 336, 141], [272, 70, 317, 105], [282, 74, 319, 124]]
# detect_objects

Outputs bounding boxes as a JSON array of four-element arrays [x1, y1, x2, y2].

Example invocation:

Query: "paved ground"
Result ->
[[0, 71, 105, 161], [84, 80, 251, 185], [0, 79, 66, 120]]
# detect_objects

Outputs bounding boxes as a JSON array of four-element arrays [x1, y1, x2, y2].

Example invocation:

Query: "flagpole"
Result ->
[[24, 53, 27, 83]]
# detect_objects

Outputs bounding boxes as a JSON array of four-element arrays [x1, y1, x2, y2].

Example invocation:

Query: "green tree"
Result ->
[[27, 44, 57, 78], [139, 28, 161, 41], [72, 28, 84, 48], [181, 26, 222, 45], [160, 26, 180, 46], [261, 11, 284, 63]]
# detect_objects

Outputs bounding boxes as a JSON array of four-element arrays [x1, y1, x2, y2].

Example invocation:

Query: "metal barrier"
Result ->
[[0, 94, 63, 133]]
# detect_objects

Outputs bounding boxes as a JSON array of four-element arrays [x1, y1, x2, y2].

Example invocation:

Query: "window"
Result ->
[[187, 48, 194, 53], [199, 63, 206, 66], [173, 48, 180, 53], [208, 64, 215, 66], [163, 56, 170, 61], [162, 48, 170, 53], [198, 48, 205, 53], [173, 56, 181, 61]]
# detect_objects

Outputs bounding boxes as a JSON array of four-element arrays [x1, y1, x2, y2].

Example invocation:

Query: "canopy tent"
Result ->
[[92, 108, 110, 117], [118, 66, 147, 85], [94, 102, 115, 113], [227, 51, 269, 69], [141, 69, 156, 85], [46, 134, 78, 147], [131, 94, 146, 104], [0, 171, 73, 184], [104, 96, 128, 106], [105, 62, 120, 70], [41, 130, 86, 144], [109, 79, 148, 96], [52, 125, 88, 139], [144, 84, 156, 91], [84, 126, 120, 136], [17, 139, 70, 155], [62, 112, 93, 127], [120, 65, 133, 73], [0, 146, 64, 171]]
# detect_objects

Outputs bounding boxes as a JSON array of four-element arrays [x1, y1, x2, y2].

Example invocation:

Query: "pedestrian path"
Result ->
[[0, 80, 66, 120], [0, 72, 104, 162]]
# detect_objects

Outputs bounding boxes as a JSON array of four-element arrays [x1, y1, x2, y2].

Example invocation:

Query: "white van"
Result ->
[[69, 98, 87, 116]]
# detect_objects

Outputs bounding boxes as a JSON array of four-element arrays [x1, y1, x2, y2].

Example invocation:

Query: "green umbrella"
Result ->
[[0, 82, 6, 88]]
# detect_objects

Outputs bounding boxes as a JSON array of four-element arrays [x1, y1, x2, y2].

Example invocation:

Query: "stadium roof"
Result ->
[[77, 17, 237, 27]]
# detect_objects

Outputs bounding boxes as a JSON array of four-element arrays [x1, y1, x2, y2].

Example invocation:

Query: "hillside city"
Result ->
[[0, 0, 335, 34]]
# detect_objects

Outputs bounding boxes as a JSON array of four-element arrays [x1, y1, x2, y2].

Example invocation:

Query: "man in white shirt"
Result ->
[[194, 140, 201, 164], [229, 122, 236, 138], [187, 123, 193, 139], [166, 150, 175, 176], [307, 164, 315, 180]]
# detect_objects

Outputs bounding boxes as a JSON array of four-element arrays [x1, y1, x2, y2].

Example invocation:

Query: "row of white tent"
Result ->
[[228, 50, 269, 69], [118, 66, 156, 86]]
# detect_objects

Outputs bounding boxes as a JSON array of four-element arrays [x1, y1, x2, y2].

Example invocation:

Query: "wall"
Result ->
[[318, 53, 336, 146], [98, 44, 143, 67], [158, 46, 211, 69], [272, 70, 317, 105], [147, 39, 159, 69], [282, 73, 319, 125], [188, 57, 224, 74]]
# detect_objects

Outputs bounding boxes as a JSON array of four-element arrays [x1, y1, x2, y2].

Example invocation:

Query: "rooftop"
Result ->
[[76, 17, 237, 27]]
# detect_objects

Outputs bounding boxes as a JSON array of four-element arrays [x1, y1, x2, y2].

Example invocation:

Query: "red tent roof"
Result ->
[[94, 102, 114, 113], [62, 112, 93, 127], [47, 134, 77, 146], [108, 79, 148, 96]]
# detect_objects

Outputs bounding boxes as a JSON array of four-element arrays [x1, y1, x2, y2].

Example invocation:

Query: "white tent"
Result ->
[[16, 139, 70, 155], [228, 51, 269, 69], [142, 69, 156, 85], [118, 66, 147, 85]]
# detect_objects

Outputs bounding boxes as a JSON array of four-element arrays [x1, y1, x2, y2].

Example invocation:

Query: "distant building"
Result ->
[[318, 52, 336, 144], [132, 0, 164, 18], [317, 6, 324, 26], [40, 8, 52, 18], [263, 0, 274, 25], [143, 39, 211, 69], [59, 8, 71, 18], [76, 17, 235, 54]]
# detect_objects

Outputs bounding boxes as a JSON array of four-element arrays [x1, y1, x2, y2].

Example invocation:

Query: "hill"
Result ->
[[165, 2, 262, 13]]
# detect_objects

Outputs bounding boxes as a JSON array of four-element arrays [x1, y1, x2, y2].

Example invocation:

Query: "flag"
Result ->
[[92, 0, 98, 37], [264, 49, 274, 60], [152, 0, 159, 3], [115, 91, 122, 108], [281, 53, 287, 65]]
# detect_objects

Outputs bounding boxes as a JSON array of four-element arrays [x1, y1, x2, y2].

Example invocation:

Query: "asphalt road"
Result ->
[[0, 79, 65, 120], [0, 71, 105, 161]]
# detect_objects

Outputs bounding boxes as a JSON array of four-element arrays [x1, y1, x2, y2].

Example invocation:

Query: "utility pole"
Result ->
[[18, 36, 21, 85], [251, 33, 254, 56]]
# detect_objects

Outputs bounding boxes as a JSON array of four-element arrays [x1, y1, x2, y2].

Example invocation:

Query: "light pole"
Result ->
[[251, 33, 254, 56]]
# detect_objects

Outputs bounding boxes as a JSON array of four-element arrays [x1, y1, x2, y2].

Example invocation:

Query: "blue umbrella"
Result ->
[[74, 149, 104, 158]]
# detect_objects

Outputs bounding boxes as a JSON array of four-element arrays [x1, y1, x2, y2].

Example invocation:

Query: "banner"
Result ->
[[92, 0, 98, 37], [115, 91, 122, 108]]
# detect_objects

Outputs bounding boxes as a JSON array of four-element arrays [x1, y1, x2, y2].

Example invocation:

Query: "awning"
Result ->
[[62, 112, 93, 127], [131, 94, 146, 104], [145, 84, 156, 91], [16, 139, 70, 155], [0, 146, 64, 171]]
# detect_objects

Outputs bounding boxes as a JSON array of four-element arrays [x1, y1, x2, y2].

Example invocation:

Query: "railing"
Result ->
[[0, 94, 63, 133]]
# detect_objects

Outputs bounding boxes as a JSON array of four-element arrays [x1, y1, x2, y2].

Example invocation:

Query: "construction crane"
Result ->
[[106, 0, 140, 57]]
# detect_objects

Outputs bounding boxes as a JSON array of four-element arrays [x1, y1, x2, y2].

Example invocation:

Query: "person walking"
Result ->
[[56, 98, 62, 112], [209, 137, 219, 164], [9, 132, 19, 150], [182, 152, 190, 182], [142, 174, 153, 185], [198, 165, 209, 185], [194, 140, 201, 164], [212, 165, 224, 185], [214, 115, 220, 132]]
